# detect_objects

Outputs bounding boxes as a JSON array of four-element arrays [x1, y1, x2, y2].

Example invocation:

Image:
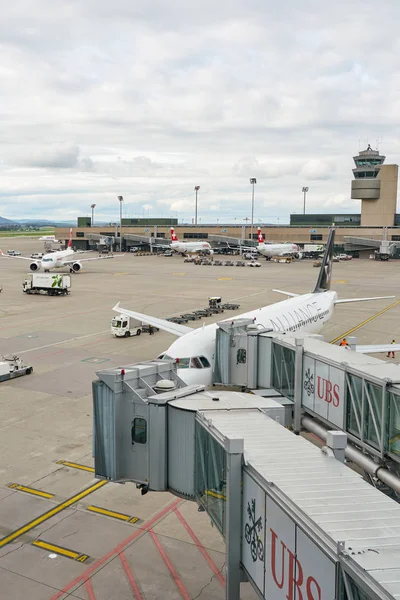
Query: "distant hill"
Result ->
[[0, 216, 16, 225]]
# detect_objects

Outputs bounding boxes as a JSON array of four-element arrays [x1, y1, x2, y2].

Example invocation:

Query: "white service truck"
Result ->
[[23, 273, 71, 296], [111, 314, 142, 337], [0, 355, 33, 382]]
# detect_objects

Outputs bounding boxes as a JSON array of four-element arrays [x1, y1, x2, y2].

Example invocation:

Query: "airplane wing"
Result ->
[[113, 303, 193, 337], [355, 344, 400, 354], [61, 255, 114, 265], [335, 296, 395, 304], [272, 289, 299, 297], [0, 251, 33, 261]]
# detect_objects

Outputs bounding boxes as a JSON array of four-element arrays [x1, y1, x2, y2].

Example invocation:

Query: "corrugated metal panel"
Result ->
[[168, 406, 195, 498], [199, 408, 400, 596]]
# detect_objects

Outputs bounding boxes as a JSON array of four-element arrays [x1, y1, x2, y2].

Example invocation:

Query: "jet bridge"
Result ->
[[92, 355, 400, 600]]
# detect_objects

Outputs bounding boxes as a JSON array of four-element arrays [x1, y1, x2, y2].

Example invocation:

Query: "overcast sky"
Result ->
[[1, 0, 400, 224]]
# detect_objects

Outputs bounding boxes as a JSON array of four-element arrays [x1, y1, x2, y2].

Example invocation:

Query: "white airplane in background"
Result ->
[[0, 229, 113, 273], [113, 228, 397, 386], [257, 228, 303, 259], [39, 235, 59, 242], [170, 228, 213, 255]]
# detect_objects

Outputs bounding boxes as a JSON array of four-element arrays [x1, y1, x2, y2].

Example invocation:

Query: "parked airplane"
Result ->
[[170, 228, 213, 255], [39, 235, 59, 242], [113, 228, 395, 386], [0, 229, 113, 273], [257, 228, 302, 259]]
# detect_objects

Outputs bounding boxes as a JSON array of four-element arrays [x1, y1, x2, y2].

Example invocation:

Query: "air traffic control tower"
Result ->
[[351, 144, 398, 226]]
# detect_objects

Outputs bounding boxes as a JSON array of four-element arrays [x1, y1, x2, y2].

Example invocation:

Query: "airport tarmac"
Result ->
[[1, 237, 400, 600]]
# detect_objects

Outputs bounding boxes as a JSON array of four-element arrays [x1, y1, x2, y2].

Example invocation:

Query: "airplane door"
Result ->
[[129, 404, 150, 484]]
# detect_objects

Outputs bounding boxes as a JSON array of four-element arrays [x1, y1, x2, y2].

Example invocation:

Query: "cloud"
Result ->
[[0, 0, 400, 223]]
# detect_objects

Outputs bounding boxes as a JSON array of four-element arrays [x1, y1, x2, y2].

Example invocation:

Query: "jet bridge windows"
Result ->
[[131, 418, 147, 445], [195, 422, 226, 535], [346, 374, 386, 451], [271, 342, 295, 400], [388, 391, 400, 456]]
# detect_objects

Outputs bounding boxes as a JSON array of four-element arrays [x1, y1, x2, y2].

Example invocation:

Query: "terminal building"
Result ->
[[56, 146, 400, 256]]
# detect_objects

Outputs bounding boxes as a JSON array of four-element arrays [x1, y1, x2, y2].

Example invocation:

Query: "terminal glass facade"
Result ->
[[195, 422, 226, 534]]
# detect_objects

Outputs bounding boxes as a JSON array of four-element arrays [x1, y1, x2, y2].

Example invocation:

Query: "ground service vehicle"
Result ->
[[111, 314, 142, 337], [0, 355, 33, 382], [23, 273, 71, 295]]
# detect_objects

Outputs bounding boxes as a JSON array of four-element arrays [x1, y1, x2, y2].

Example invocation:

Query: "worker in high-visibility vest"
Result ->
[[339, 338, 349, 348], [387, 340, 396, 359]]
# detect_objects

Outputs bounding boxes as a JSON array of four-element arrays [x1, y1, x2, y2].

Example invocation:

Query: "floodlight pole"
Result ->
[[118, 196, 123, 252], [194, 186, 200, 225], [250, 178, 257, 242], [302, 186, 309, 215]]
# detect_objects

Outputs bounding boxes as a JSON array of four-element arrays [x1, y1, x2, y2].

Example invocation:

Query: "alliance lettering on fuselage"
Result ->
[[267, 302, 330, 334]]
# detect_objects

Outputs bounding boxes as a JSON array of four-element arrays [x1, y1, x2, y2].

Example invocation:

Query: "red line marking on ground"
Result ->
[[49, 498, 181, 600], [149, 529, 191, 600], [174, 508, 225, 586], [84, 579, 96, 600], [119, 551, 143, 600]]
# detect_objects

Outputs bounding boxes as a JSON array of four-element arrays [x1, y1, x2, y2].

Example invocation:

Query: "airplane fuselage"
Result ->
[[39, 248, 75, 271], [163, 290, 337, 386], [171, 241, 213, 254], [258, 242, 300, 258]]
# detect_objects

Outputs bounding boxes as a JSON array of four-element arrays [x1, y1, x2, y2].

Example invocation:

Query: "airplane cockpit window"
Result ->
[[190, 357, 203, 369], [161, 354, 173, 361], [199, 356, 211, 368], [42, 257, 53, 262], [175, 358, 190, 368]]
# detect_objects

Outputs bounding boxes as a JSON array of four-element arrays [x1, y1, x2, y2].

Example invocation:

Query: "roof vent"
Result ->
[[154, 379, 177, 393]]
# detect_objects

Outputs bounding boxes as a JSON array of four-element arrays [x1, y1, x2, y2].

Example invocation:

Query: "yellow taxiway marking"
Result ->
[[332, 279, 348, 284], [205, 490, 226, 500], [0, 480, 107, 548], [172, 272, 187, 276], [57, 460, 95, 473], [114, 272, 129, 276], [218, 277, 232, 281], [32, 540, 90, 563], [330, 299, 400, 345], [87, 505, 139, 524], [8, 483, 54, 499]]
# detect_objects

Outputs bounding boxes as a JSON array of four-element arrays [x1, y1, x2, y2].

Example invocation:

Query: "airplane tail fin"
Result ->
[[67, 228, 73, 249], [257, 227, 265, 243], [313, 228, 335, 293], [170, 227, 178, 242]]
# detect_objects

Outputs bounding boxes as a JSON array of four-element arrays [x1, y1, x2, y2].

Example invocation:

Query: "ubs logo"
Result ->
[[317, 376, 340, 407], [244, 499, 264, 562], [303, 368, 314, 397], [270, 528, 322, 600]]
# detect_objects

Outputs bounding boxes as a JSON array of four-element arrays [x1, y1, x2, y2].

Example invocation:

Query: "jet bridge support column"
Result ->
[[225, 436, 244, 600], [293, 337, 304, 433]]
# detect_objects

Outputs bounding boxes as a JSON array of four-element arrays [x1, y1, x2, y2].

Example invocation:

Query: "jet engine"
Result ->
[[29, 261, 40, 271], [71, 261, 82, 272]]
